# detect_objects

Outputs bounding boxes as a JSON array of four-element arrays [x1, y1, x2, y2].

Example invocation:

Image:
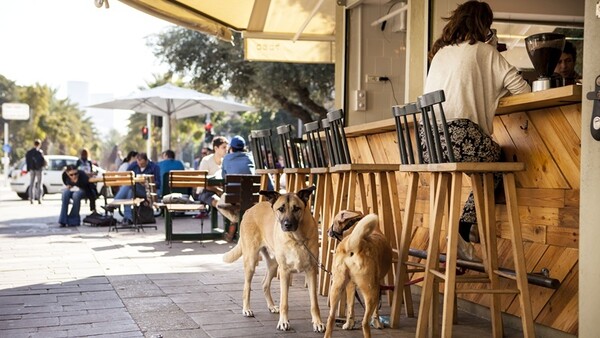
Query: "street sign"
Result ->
[[2, 103, 30, 120]]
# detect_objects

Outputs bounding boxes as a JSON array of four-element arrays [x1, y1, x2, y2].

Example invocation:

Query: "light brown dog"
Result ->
[[222, 186, 325, 332], [324, 211, 392, 338]]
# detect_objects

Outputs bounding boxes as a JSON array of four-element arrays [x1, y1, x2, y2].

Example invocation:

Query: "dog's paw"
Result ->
[[242, 309, 254, 317], [313, 322, 325, 333], [268, 305, 279, 313], [342, 319, 355, 330], [276, 320, 291, 331], [370, 317, 383, 329]]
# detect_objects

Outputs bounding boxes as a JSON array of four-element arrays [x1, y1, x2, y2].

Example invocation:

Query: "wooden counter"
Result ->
[[344, 84, 583, 137], [343, 86, 581, 335]]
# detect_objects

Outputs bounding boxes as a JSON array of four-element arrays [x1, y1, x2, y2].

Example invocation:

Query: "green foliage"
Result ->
[[0, 76, 100, 164], [148, 28, 335, 124]]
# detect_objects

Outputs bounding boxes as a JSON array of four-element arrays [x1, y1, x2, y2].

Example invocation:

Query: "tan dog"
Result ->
[[222, 186, 325, 332], [324, 211, 392, 338]]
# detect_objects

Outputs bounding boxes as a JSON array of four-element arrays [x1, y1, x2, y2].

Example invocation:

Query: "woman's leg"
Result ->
[[447, 120, 501, 240]]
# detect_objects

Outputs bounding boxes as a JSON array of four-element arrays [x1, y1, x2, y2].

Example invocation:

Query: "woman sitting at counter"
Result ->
[[424, 0, 531, 258]]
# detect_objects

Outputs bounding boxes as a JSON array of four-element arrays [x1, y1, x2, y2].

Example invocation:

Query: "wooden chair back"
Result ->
[[168, 170, 207, 191], [102, 171, 136, 188], [321, 118, 336, 167], [392, 102, 422, 165], [250, 129, 277, 169], [326, 109, 351, 165], [416, 89, 455, 163], [223, 174, 261, 218], [303, 120, 327, 168]]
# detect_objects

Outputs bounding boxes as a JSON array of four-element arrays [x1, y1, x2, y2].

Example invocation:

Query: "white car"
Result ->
[[9, 155, 106, 200]]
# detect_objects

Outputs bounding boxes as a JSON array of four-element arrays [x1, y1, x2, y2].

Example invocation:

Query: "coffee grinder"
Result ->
[[524, 33, 565, 92]]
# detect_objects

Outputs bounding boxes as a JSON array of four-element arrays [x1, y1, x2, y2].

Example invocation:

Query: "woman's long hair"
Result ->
[[428, 1, 493, 61]]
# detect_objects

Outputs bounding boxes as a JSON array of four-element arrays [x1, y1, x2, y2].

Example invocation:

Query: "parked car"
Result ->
[[9, 155, 107, 200]]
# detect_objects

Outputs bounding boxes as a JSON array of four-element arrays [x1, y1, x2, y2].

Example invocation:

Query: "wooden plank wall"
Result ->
[[345, 104, 580, 335]]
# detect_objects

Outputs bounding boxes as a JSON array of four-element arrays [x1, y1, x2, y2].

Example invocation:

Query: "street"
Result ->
[[0, 178, 521, 337]]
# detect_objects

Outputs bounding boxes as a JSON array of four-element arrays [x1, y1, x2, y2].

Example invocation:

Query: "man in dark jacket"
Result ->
[[58, 165, 96, 227], [25, 139, 45, 204]]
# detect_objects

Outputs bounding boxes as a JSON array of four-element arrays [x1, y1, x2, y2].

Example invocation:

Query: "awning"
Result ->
[[119, 0, 337, 63]]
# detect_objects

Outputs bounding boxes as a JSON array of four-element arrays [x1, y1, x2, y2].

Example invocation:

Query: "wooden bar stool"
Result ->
[[401, 90, 535, 337], [276, 124, 311, 192], [317, 118, 339, 296], [249, 129, 281, 199], [389, 102, 423, 328], [323, 109, 402, 303], [301, 120, 336, 296]]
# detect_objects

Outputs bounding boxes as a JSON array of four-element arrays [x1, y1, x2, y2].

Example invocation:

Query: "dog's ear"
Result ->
[[297, 186, 316, 205], [259, 190, 280, 206], [340, 210, 363, 222]]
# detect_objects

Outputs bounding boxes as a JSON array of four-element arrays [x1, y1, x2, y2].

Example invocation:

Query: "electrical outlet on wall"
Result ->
[[366, 75, 380, 83], [354, 90, 367, 111], [366, 74, 389, 83]]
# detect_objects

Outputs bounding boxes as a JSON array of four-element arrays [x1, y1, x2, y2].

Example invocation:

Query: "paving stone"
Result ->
[[129, 309, 199, 331], [0, 198, 528, 338]]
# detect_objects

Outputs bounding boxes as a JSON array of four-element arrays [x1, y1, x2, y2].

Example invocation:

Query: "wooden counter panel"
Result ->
[[498, 113, 570, 189], [536, 265, 579, 333], [529, 106, 581, 189], [496, 85, 582, 115]]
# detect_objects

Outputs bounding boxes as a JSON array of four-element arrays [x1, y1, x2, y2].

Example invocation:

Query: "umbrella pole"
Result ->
[[162, 116, 170, 153], [146, 114, 152, 157]]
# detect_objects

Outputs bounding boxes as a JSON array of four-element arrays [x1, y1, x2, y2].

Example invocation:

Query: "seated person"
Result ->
[[158, 149, 185, 195], [75, 148, 98, 212], [196, 136, 228, 206], [112, 153, 161, 224], [58, 165, 97, 227], [118, 150, 138, 172]]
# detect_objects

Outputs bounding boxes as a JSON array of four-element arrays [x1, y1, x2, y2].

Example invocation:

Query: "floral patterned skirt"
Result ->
[[419, 118, 501, 226]]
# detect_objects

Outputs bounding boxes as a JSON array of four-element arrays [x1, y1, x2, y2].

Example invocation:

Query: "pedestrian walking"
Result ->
[[25, 138, 46, 204]]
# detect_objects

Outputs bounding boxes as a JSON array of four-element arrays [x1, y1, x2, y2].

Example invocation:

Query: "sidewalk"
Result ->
[[0, 192, 520, 337]]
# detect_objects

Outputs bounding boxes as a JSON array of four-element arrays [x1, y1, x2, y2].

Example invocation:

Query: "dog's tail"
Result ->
[[347, 213, 379, 250], [222, 243, 242, 263]]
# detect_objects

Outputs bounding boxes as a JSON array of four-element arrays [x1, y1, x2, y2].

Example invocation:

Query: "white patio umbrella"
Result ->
[[88, 83, 255, 151]]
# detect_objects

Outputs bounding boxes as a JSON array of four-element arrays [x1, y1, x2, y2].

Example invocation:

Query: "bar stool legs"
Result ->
[[415, 171, 535, 337]]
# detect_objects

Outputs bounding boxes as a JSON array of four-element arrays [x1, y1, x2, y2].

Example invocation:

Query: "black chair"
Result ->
[[391, 90, 534, 337], [250, 129, 281, 195], [276, 124, 310, 192], [222, 174, 261, 239]]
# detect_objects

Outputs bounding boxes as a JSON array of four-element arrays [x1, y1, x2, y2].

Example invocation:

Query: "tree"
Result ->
[[148, 28, 335, 123], [0, 76, 100, 163]]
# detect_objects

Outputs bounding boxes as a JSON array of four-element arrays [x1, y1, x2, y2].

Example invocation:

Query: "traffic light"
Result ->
[[141, 126, 149, 140], [205, 130, 213, 144]]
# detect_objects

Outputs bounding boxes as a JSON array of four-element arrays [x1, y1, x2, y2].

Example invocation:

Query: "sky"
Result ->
[[0, 0, 173, 97]]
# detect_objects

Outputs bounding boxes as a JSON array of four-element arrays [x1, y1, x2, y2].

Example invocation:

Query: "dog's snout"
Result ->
[[281, 219, 298, 232]]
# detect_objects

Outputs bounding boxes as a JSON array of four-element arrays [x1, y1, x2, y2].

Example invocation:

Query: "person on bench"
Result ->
[[195, 136, 229, 219], [112, 153, 161, 225], [58, 165, 97, 227]]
